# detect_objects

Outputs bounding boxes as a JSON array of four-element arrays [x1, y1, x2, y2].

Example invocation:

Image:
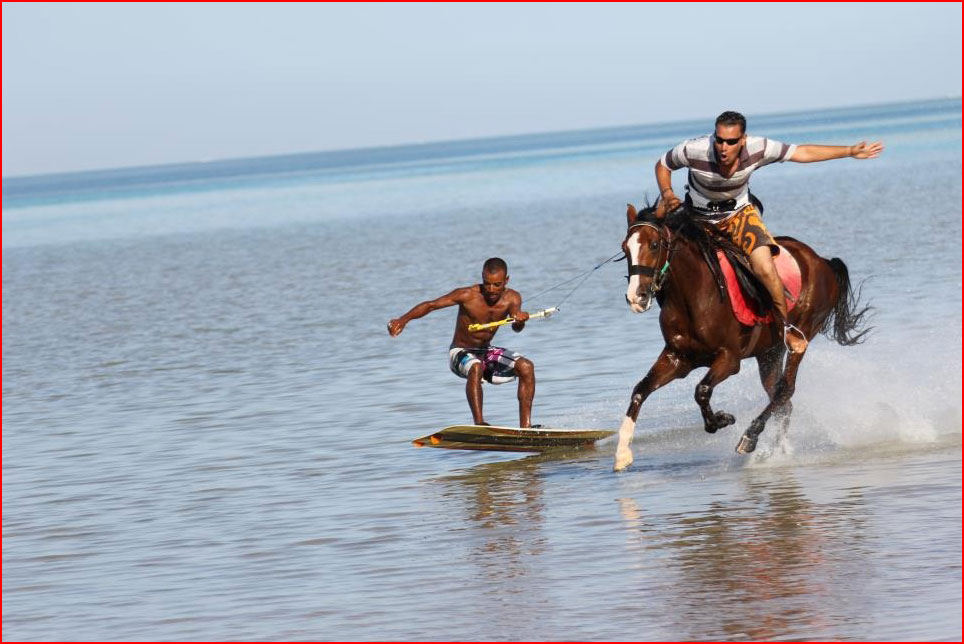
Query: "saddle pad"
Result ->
[[716, 246, 802, 326]]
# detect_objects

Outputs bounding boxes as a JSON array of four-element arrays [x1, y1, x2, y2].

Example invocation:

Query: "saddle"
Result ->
[[715, 244, 802, 326], [659, 205, 801, 327]]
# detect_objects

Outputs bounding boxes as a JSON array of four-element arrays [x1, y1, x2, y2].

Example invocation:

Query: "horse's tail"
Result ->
[[821, 257, 873, 346]]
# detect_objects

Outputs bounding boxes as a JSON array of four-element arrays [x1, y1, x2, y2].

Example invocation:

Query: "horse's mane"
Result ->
[[633, 201, 735, 253], [633, 202, 773, 311]]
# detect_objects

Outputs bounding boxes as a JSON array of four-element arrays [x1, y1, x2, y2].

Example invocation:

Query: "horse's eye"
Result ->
[[650, 241, 659, 250]]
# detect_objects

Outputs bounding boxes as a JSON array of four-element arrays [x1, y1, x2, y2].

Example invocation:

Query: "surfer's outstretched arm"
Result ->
[[388, 288, 467, 336]]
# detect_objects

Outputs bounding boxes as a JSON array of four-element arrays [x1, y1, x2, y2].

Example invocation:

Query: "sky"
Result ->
[[2, 2, 961, 178]]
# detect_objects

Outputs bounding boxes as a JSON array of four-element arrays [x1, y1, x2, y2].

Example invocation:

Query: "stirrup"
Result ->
[[783, 323, 807, 353]]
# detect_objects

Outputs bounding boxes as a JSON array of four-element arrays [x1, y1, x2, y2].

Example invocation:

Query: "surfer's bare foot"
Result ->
[[476, 421, 490, 426]]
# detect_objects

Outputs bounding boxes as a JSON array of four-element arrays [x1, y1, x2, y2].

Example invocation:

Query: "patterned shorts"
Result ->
[[449, 347, 524, 385], [719, 204, 777, 255]]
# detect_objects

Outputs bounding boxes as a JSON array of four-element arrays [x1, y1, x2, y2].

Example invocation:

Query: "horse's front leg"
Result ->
[[615, 348, 692, 471], [737, 346, 806, 454], [695, 349, 741, 433]]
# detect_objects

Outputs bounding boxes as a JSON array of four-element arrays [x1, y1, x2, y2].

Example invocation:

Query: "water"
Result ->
[[3, 98, 961, 640]]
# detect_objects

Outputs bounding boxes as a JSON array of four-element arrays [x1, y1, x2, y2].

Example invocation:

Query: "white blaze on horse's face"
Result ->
[[625, 227, 658, 313], [625, 230, 647, 312]]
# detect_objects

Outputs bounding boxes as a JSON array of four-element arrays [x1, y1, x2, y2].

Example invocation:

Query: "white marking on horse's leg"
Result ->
[[614, 415, 636, 471], [625, 232, 643, 311]]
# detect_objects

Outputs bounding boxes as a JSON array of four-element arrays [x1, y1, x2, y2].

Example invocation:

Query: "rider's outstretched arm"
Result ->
[[790, 141, 884, 163], [388, 289, 464, 337]]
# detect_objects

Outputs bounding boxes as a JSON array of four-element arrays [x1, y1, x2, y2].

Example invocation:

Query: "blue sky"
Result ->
[[2, 2, 961, 177]]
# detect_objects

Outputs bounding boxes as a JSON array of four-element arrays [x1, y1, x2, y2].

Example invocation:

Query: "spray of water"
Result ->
[[547, 338, 961, 472]]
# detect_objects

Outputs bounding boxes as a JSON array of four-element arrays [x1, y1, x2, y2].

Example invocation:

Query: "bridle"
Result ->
[[625, 221, 674, 297]]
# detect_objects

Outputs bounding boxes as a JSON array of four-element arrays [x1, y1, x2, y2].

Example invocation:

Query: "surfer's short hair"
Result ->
[[483, 257, 508, 274], [715, 111, 747, 133]]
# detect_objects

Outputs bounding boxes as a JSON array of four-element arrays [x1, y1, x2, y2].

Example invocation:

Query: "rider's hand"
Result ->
[[850, 141, 884, 159], [657, 191, 681, 218], [387, 318, 406, 336], [514, 311, 530, 323]]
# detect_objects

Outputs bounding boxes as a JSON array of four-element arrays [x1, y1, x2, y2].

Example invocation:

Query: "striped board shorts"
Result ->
[[448, 347, 524, 384]]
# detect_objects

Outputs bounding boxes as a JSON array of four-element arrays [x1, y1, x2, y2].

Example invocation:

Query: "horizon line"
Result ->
[[3, 94, 959, 183]]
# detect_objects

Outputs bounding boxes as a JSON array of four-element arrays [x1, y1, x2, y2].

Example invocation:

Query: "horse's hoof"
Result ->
[[613, 448, 634, 472], [704, 412, 735, 433], [716, 412, 735, 428], [735, 435, 757, 454], [775, 402, 793, 420]]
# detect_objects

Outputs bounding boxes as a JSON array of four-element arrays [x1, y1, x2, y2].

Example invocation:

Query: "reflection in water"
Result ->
[[434, 455, 549, 584], [429, 451, 600, 600], [425, 454, 552, 636], [618, 470, 872, 640]]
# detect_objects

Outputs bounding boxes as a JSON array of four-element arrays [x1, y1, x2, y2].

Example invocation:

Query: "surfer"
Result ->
[[388, 257, 537, 428]]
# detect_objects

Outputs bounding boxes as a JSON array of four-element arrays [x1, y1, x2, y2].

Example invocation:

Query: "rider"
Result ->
[[656, 110, 883, 353], [387, 257, 537, 427]]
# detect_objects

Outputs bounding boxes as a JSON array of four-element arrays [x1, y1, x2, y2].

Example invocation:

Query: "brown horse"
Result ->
[[614, 203, 870, 471]]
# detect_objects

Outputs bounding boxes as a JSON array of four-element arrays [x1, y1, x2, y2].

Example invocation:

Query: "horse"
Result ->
[[614, 202, 871, 471]]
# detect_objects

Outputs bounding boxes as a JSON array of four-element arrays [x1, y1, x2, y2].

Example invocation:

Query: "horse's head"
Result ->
[[623, 203, 671, 313]]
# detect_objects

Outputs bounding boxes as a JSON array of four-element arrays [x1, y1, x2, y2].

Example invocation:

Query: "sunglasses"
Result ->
[[714, 134, 743, 145]]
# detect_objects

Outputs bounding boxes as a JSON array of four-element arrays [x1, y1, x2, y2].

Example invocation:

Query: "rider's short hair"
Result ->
[[715, 111, 747, 133], [483, 257, 508, 275]]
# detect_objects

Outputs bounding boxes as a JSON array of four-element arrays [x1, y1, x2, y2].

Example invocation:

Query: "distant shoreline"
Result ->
[[3, 96, 959, 206]]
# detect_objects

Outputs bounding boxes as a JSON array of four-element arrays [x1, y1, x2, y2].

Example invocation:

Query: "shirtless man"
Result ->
[[387, 257, 536, 427]]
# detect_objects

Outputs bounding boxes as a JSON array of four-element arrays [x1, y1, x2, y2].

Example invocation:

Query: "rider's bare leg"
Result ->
[[514, 358, 535, 428], [466, 362, 487, 425], [749, 246, 808, 353]]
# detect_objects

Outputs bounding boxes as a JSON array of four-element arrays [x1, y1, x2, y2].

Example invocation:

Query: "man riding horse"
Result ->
[[655, 111, 883, 353], [613, 112, 880, 471]]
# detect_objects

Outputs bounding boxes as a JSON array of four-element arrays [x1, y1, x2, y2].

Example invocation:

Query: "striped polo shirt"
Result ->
[[660, 135, 797, 220]]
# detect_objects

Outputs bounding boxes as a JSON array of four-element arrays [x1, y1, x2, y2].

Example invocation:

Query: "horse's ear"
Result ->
[[626, 203, 638, 228]]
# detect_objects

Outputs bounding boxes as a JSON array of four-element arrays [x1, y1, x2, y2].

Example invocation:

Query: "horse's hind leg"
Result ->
[[757, 345, 792, 416], [757, 345, 793, 442], [737, 347, 805, 454], [615, 348, 692, 471], [695, 349, 741, 433]]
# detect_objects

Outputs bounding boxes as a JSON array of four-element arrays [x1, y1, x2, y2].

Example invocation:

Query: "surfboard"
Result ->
[[412, 424, 617, 452]]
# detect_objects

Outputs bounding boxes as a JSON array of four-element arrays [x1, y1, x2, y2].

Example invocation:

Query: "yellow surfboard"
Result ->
[[412, 424, 616, 452]]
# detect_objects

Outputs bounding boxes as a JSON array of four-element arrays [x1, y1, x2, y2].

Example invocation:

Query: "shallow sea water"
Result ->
[[3, 100, 961, 640]]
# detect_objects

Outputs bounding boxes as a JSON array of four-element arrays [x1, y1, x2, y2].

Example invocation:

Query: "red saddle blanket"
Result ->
[[716, 246, 802, 326]]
